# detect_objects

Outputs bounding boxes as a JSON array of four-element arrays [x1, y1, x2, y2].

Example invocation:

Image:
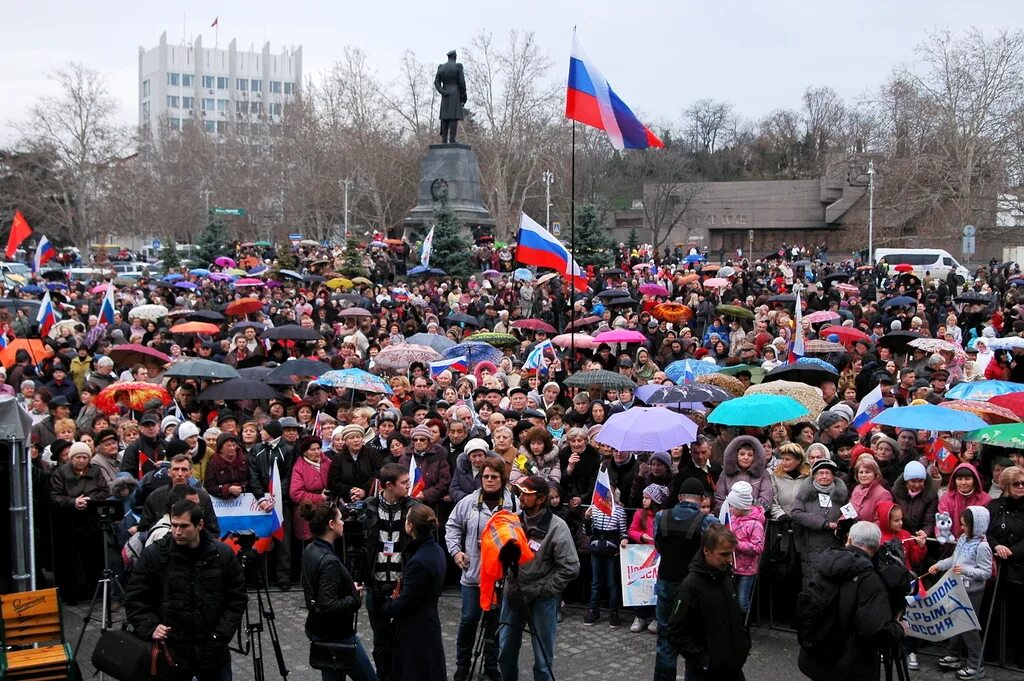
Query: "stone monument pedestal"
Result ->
[[403, 144, 495, 239]]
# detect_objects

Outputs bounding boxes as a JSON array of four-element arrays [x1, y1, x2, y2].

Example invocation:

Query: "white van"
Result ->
[[873, 248, 970, 284]]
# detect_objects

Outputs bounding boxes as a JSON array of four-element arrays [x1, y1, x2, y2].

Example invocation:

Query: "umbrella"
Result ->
[[551, 333, 597, 350], [225, 298, 264, 316], [717, 363, 766, 383], [987, 337, 1024, 351], [326, 277, 353, 290], [163, 359, 240, 381], [637, 383, 732, 405], [174, 282, 199, 291], [266, 358, 333, 381], [604, 296, 637, 307], [536, 272, 561, 286], [793, 260, 812, 267], [804, 310, 840, 324], [835, 283, 860, 295], [278, 269, 304, 280], [893, 263, 914, 273], [482, 269, 501, 279], [408, 266, 447, 277], [209, 272, 234, 282], [820, 272, 850, 286], [819, 326, 871, 346], [962, 423, 1024, 449], [665, 359, 720, 384], [261, 325, 323, 342], [717, 266, 736, 278], [234, 277, 264, 287], [708, 394, 810, 427], [20, 284, 44, 295], [510, 319, 557, 334], [684, 254, 705, 263], [351, 277, 372, 286], [169, 321, 221, 335], [941, 400, 1020, 425], [746, 380, 826, 418], [716, 304, 754, 320], [762, 359, 838, 386], [563, 370, 637, 391], [445, 313, 480, 327], [48, 319, 80, 340], [0, 339, 53, 368], [196, 379, 279, 401], [513, 268, 534, 281], [697, 373, 746, 398], [95, 381, 172, 415], [248, 265, 269, 275], [333, 293, 372, 306], [651, 303, 694, 324], [108, 344, 171, 369], [601, 268, 626, 277], [876, 331, 924, 353], [639, 283, 670, 297], [945, 380, 1024, 401], [767, 294, 797, 304], [872, 404, 987, 432], [908, 337, 967, 360], [229, 321, 266, 334], [214, 256, 236, 268], [444, 341, 502, 366], [564, 315, 602, 331], [703, 277, 729, 288], [189, 268, 211, 276], [593, 330, 647, 344], [128, 304, 169, 321], [597, 289, 630, 299], [374, 344, 442, 373], [315, 368, 394, 394], [955, 291, 992, 304], [805, 339, 846, 354], [405, 333, 457, 353], [236, 366, 291, 385], [187, 310, 227, 323], [304, 274, 326, 284], [676, 273, 700, 286], [881, 296, 917, 309], [465, 332, 519, 347], [594, 406, 699, 451], [989, 392, 1024, 419], [89, 283, 111, 294], [161, 273, 184, 283], [338, 307, 373, 319]]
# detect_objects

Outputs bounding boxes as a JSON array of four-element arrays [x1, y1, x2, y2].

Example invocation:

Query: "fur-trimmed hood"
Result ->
[[722, 435, 766, 477]]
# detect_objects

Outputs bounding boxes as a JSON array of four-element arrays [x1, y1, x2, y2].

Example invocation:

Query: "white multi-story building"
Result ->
[[138, 31, 302, 136]]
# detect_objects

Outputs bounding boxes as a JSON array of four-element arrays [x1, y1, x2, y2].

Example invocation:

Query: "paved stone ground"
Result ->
[[65, 588, 1022, 680]]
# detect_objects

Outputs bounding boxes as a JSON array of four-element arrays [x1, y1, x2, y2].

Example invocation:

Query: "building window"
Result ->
[[166, 95, 180, 109], [142, 101, 150, 118], [217, 99, 228, 113], [270, 81, 282, 94], [142, 79, 150, 97], [269, 103, 282, 116], [182, 74, 193, 87], [250, 101, 262, 114], [168, 117, 181, 131], [216, 121, 228, 134], [217, 76, 229, 90], [284, 82, 293, 95], [203, 120, 215, 133], [182, 96, 195, 110], [167, 73, 179, 86], [202, 98, 215, 111], [237, 78, 248, 91], [236, 101, 247, 114], [202, 75, 214, 89], [250, 79, 262, 92]]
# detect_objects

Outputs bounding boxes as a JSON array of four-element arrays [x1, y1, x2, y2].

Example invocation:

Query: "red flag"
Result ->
[[137, 451, 149, 480], [6, 210, 32, 258]]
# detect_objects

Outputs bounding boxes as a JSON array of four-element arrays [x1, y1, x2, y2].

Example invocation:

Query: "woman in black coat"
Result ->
[[386, 504, 447, 681], [987, 465, 1024, 668]]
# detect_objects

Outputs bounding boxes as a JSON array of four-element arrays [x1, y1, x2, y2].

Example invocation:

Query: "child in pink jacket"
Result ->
[[723, 481, 766, 616]]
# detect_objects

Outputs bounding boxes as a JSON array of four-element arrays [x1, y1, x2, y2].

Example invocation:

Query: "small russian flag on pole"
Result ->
[[430, 356, 468, 378], [36, 290, 56, 337], [409, 455, 425, 498], [852, 384, 886, 436], [591, 465, 615, 516], [32, 236, 57, 273]]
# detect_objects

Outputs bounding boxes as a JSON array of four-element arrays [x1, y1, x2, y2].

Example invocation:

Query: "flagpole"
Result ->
[[569, 119, 576, 371]]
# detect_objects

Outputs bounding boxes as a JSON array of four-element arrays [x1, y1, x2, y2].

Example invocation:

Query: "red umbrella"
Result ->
[[510, 319, 557, 334], [988, 393, 1024, 419], [819, 326, 872, 347], [226, 298, 264, 316], [95, 381, 172, 415], [894, 264, 914, 273], [563, 315, 602, 332], [107, 344, 171, 369]]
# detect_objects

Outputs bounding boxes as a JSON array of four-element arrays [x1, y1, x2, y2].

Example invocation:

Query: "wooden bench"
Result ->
[[0, 588, 74, 680]]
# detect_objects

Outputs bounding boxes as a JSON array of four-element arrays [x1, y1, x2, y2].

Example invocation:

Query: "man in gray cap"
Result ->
[[816, 411, 850, 450]]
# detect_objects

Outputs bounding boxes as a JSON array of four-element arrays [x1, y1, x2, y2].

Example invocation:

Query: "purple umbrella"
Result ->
[[639, 283, 670, 297], [593, 406, 698, 452], [209, 272, 233, 282], [174, 281, 199, 290], [214, 256, 236, 268]]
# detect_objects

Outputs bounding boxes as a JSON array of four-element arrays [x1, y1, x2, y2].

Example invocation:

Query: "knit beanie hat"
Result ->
[[643, 484, 670, 506], [263, 420, 283, 439], [410, 424, 433, 440], [178, 421, 201, 441], [902, 460, 927, 481], [650, 451, 672, 469], [340, 424, 365, 440], [726, 481, 753, 510]]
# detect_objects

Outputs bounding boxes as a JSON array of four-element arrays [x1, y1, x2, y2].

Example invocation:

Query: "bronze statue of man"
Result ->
[[434, 50, 467, 144]]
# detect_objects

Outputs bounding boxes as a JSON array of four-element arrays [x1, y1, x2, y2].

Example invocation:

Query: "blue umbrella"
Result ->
[[315, 368, 393, 394], [189, 268, 210, 276], [444, 341, 502, 366], [708, 394, 810, 427], [796, 357, 840, 372], [174, 281, 199, 290], [406, 332, 457, 353], [513, 268, 534, 281], [594, 406, 699, 451], [408, 265, 446, 277], [162, 273, 184, 283], [21, 284, 43, 295], [872, 404, 987, 432], [684, 254, 705, 263], [45, 282, 68, 291], [665, 359, 720, 384], [882, 296, 917, 308], [945, 380, 1024, 402], [248, 265, 268, 275], [278, 269, 304, 281]]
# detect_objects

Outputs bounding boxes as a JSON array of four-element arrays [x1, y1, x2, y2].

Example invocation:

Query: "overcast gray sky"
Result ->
[[3, 1, 1024, 142]]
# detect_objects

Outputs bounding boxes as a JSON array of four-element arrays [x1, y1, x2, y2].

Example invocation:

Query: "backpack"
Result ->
[[796, 558, 869, 657]]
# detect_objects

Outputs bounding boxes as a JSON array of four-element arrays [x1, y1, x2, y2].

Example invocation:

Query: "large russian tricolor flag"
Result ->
[[430, 355, 468, 378], [32, 236, 57, 273], [516, 212, 589, 292], [36, 290, 56, 337], [566, 32, 664, 151]]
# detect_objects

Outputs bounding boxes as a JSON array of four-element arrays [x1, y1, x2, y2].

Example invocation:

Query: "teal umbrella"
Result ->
[[871, 404, 987, 432], [707, 394, 809, 427]]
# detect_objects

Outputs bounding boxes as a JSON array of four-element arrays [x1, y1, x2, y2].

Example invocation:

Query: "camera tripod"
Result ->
[[72, 514, 124, 670], [232, 545, 288, 680]]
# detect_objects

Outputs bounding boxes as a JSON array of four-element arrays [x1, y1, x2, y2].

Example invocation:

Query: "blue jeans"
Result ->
[[308, 633, 377, 681], [736, 574, 756, 615], [456, 584, 498, 672], [589, 553, 620, 612], [498, 594, 558, 681], [654, 579, 681, 681]]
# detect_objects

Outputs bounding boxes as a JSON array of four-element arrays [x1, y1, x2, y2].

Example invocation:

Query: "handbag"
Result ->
[[309, 640, 359, 671], [91, 630, 174, 680]]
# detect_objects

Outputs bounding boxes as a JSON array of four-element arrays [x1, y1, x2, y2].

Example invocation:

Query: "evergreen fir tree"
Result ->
[[339, 240, 370, 278], [195, 217, 230, 266], [429, 191, 473, 278], [627, 226, 640, 252], [160, 235, 181, 272], [573, 204, 614, 269], [274, 241, 298, 273]]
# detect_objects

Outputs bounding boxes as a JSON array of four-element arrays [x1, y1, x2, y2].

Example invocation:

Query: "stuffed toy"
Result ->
[[934, 512, 954, 544]]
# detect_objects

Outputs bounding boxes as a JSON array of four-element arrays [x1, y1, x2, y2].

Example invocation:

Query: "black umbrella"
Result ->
[[767, 294, 797, 304], [266, 358, 332, 380], [445, 313, 480, 327], [163, 359, 240, 381], [793, 260, 812, 267], [196, 379, 280, 401], [954, 291, 992, 304], [597, 289, 630, 299], [601, 268, 626, 277], [260, 325, 324, 341], [820, 272, 850, 286], [881, 296, 917, 309], [229, 321, 267, 334], [186, 310, 227, 323], [605, 296, 638, 307], [564, 370, 637, 391], [237, 366, 293, 386], [304, 274, 326, 284], [332, 293, 372, 306], [762, 361, 839, 387], [40, 270, 68, 281], [876, 331, 924, 354], [642, 384, 732, 405]]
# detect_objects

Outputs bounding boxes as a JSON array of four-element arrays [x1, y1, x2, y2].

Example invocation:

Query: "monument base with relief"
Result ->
[[403, 143, 495, 240]]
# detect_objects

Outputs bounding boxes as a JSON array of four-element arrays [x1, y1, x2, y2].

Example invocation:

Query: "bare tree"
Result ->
[[684, 99, 734, 154]]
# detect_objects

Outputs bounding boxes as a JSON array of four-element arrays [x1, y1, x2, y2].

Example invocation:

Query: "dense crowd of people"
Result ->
[[8, 237, 1024, 680]]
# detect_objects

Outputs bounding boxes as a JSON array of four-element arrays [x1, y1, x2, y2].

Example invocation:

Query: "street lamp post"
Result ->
[[867, 160, 874, 265], [542, 170, 554, 229], [342, 179, 352, 243]]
